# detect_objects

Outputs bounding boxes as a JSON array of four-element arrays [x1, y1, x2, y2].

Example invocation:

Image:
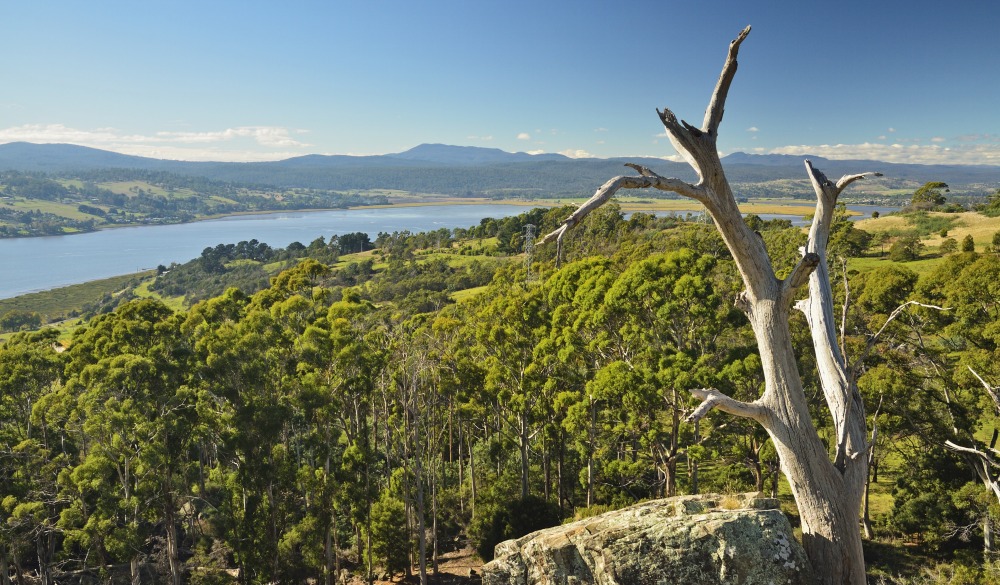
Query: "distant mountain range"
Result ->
[[1, 142, 997, 198]]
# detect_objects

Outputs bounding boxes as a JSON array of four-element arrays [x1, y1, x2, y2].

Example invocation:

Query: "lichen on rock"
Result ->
[[482, 492, 813, 585]]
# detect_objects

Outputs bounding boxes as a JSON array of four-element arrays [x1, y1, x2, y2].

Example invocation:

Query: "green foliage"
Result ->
[[6, 206, 1000, 580], [911, 181, 949, 210], [904, 211, 960, 237], [365, 491, 408, 576], [940, 238, 959, 255], [470, 495, 561, 561], [977, 188, 1000, 217], [889, 235, 925, 262], [0, 309, 41, 332]]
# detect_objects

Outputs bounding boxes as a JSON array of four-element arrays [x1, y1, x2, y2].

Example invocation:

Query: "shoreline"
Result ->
[[0, 196, 875, 242]]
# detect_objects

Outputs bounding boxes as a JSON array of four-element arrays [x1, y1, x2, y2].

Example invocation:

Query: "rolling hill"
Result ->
[[1, 142, 997, 199]]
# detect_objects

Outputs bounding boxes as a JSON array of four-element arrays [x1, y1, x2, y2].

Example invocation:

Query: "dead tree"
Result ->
[[540, 27, 878, 585], [944, 367, 1000, 558]]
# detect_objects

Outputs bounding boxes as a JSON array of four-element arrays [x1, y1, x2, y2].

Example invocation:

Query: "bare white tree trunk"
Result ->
[[540, 27, 879, 585]]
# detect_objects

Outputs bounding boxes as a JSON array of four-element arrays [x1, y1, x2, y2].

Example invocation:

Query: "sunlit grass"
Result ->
[[451, 286, 487, 303], [133, 279, 186, 312], [1, 198, 95, 220], [0, 271, 155, 322], [848, 255, 944, 277]]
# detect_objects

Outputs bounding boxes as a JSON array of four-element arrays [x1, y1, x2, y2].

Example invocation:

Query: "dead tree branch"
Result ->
[[686, 387, 763, 423]]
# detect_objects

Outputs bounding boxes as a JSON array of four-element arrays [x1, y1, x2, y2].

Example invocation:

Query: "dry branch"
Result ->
[[686, 387, 763, 423]]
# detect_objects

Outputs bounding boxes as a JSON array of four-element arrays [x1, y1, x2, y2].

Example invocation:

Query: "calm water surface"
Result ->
[[0, 205, 530, 299]]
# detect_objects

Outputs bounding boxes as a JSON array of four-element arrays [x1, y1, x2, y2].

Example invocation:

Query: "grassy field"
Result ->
[[0, 198, 97, 220], [0, 271, 155, 322], [133, 279, 186, 312], [858, 211, 999, 250], [100, 180, 195, 198]]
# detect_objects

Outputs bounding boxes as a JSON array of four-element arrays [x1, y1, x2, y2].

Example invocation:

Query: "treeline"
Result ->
[[3, 206, 1000, 584]]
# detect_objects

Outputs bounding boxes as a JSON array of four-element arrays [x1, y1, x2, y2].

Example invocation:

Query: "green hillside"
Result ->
[[3, 204, 1000, 583]]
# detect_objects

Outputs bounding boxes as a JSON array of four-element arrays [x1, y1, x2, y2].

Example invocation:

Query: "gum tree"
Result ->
[[541, 27, 878, 585]]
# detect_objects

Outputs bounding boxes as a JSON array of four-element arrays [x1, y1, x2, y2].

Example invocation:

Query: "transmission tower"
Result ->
[[522, 223, 537, 283]]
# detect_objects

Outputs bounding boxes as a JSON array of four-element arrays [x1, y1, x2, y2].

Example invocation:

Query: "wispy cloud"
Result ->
[[467, 135, 494, 141], [517, 132, 531, 141], [766, 142, 1000, 165], [746, 126, 759, 133], [0, 123, 312, 161]]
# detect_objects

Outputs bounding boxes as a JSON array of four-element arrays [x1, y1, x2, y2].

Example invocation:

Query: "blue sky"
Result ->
[[2, 0, 998, 165]]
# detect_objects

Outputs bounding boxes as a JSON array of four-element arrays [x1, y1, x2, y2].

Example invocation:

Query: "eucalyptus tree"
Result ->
[[469, 271, 550, 500], [538, 256, 618, 507], [294, 287, 385, 584], [540, 27, 880, 584], [0, 329, 65, 585], [57, 300, 193, 585]]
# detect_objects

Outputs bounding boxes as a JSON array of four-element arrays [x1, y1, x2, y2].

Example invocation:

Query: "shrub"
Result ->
[[469, 495, 561, 561], [939, 238, 958, 255], [889, 236, 923, 262]]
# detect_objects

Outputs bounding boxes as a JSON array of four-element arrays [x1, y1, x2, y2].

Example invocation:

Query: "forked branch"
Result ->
[[538, 168, 706, 264]]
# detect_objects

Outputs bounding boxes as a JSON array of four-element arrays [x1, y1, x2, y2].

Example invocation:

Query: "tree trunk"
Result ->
[[164, 498, 182, 585], [324, 451, 334, 585], [432, 456, 439, 575], [690, 421, 701, 495], [518, 412, 530, 500], [586, 395, 596, 506], [457, 421, 465, 514], [35, 534, 51, 585], [986, 514, 995, 560], [468, 433, 477, 518], [11, 548, 24, 585], [862, 441, 876, 540], [539, 26, 877, 585], [0, 544, 10, 585]]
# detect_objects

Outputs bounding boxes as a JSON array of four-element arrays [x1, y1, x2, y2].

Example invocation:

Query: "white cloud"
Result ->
[[517, 132, 531, 141], [153, 127, 308, 147], [0, 123, 312, 161], [765, 142, 1000, 165], [887, 127, 896, 133], [746, 126, 759, 132], [559, 149, 593, 159], [930, 137, 946, 143], [466, 135, 494, 141]]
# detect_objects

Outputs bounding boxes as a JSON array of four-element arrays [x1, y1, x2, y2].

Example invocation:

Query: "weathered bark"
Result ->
[[540, 27, 878, 585]]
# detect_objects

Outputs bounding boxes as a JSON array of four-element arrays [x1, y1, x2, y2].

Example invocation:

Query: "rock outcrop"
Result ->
[[482, 493, 812, 585]]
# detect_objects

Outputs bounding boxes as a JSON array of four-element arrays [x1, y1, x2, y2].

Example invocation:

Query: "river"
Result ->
[[0, 205, 531, 300], [0, 202, 899, 300]]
